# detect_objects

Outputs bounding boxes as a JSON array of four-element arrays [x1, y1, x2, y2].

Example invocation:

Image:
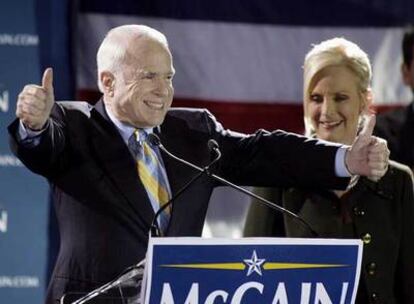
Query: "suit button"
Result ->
[[361, 233, 372, 244], [353, 206, 365, 216], [366, 262, 376, 275], [371, 292, 379, 302]]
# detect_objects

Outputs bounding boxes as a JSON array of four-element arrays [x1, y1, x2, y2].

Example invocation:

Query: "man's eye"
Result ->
[[142, 73, 156, 79]]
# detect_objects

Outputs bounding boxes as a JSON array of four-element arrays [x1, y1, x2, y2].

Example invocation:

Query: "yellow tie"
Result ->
[[132, 130, 171, 230]]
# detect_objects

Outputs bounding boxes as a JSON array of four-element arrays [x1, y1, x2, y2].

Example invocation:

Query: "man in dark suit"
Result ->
[[375, 26, 414, 170], [8, 25, 389, 303]]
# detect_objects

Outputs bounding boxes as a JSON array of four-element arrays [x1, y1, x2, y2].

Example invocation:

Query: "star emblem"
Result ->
[[243, 250, 266, 276]]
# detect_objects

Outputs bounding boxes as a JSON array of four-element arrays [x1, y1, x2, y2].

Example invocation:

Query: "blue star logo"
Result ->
[[243, 250, 266, 276]]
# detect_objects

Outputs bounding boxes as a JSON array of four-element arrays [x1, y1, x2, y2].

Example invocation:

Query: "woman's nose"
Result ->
[[320, 98, 335, 116]]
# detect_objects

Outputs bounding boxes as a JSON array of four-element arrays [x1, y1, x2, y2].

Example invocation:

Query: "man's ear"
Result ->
[[100, 71, 115, 97]]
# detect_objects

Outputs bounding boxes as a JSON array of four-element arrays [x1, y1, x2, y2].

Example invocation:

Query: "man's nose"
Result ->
[[154, 79, 170, 97]]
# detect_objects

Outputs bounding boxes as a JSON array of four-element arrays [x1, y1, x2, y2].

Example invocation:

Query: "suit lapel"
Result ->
[[155, 117, 214, 236], [155, 125, 187, 198], [90, 100, 155, 227]]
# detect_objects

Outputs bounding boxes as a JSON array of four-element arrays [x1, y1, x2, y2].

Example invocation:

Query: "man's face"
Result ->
[[109, 39, 175, 128], [402, 46, 414, 93]]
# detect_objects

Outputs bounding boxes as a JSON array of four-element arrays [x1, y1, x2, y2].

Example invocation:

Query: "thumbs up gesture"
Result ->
[[16, 68, 55, 130], [345, 114, 390, 181]]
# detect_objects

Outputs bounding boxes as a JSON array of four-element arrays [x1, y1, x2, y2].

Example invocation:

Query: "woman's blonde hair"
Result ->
[[303, 38, 372, 136]]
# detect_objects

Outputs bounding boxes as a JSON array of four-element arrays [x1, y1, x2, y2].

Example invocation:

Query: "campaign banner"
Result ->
[[0, 1, 49, 303], [143, 237, 362, 304]]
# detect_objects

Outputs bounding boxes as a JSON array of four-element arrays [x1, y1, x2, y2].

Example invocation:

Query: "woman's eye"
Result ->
[[310, 94, 323, 103], [335, 94, 349, 102]]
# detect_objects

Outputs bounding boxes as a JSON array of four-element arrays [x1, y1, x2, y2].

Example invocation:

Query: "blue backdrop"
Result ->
[[0, 1, 48, 302], [0, 0, 73, 303]]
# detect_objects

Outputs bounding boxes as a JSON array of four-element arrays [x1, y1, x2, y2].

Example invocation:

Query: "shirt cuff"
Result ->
[[335, 146, 351, 177], [18, 120, 47, 139], [17, 120, 48, 146]]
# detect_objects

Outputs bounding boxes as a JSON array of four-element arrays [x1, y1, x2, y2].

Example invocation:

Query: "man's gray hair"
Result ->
[[96, 25, 169, 92]]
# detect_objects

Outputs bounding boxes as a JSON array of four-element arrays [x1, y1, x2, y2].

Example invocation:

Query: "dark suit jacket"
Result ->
[[375, 103, 414, 169], [245, 161, 414, 304], [9, 100, 349, 303]]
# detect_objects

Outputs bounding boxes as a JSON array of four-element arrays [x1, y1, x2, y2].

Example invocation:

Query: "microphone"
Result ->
[[70, 259, 145, 304], [207, 139, 220, 155], [148, 134, 222, 237], [149, 133, 318, 237]]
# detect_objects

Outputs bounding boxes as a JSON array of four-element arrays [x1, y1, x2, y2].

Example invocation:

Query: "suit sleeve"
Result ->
[[8, 103, 67, 179], [202, 110, 350, 190]]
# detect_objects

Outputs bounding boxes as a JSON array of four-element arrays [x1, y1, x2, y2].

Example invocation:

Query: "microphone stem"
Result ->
[[159, 143, 318, 237], [208, 172, 318, 237], [151, 144, 221, 237]]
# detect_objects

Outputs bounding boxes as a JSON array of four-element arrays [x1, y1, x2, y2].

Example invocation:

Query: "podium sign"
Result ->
[[142, 238, 362, 304]]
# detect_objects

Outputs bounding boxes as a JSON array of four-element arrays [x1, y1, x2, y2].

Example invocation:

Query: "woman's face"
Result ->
[[305, 66, 368, 145]]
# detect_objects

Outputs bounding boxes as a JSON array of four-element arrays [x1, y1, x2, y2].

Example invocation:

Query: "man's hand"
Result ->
[[16, 68, 55, 130], [345, 114, 389, 181]]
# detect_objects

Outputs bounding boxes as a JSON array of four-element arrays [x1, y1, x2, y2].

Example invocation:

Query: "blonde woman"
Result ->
[[245, 38, 414, 303]]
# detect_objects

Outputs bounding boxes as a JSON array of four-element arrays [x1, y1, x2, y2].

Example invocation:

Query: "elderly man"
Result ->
[[8, 25, 388, 303]]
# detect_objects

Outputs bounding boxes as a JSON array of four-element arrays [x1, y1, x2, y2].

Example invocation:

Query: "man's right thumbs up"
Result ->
[[42, 67, 55, 101], [16, 68, 55, 130]]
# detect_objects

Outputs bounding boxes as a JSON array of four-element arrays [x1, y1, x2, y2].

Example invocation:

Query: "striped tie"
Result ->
[[129, 130, 171, 233]]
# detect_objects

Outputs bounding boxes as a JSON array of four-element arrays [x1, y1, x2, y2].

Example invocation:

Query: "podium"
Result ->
[[63, 237, 362, 304]]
